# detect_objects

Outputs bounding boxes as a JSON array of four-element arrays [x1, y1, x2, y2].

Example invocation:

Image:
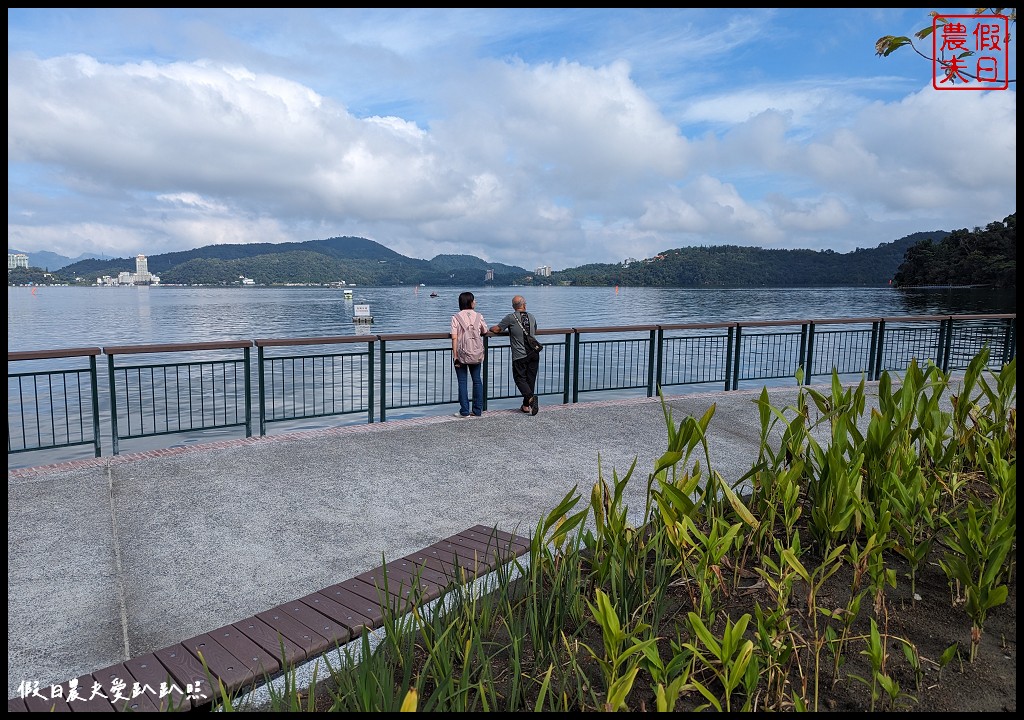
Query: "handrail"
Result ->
[[103, 340, 253, 355], [8, 347, 102, 361], [254, 336, 373, 348], [9, 313, 1015, 462], [10, 313, 1015, 359]]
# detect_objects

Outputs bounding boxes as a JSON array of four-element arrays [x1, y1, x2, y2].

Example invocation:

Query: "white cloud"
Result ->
[[7, 9, 1017, 271]]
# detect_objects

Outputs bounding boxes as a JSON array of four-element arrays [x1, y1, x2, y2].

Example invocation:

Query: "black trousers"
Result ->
[[511, 354, 539, 405]]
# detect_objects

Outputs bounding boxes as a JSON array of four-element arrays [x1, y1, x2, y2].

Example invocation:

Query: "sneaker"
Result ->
[[454, 412, 470, 418], [530, 395, 539, 416]]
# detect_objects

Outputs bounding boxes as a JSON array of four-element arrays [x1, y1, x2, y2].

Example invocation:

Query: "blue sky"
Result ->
[[7, 8, 1017, 270]]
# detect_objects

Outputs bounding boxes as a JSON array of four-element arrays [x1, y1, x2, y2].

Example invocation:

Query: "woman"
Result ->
[[450, 291, 488, 417]]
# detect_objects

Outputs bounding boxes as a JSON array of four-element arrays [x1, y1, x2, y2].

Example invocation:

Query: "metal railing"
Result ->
[[8, 313, 1015, 460], [7, 347, 102, 457], [103, 341, 252, 456]]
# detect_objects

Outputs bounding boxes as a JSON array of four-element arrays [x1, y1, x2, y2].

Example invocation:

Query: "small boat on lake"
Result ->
[[430, 292, 438, 298]]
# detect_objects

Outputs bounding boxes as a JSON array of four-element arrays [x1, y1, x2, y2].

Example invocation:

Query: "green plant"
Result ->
[[684, 612, 758, 712], [849, 618, 915, 711], [939, 499, 1014, 661], [583, 588, 658, 711]]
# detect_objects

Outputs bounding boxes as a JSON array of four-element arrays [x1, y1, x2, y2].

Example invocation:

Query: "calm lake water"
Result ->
[[7, 285, 1017, 352], [7, 284, 1016, 469]]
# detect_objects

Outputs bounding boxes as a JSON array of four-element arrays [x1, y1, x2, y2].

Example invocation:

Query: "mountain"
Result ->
[[17, 229, 968, 288], [7, 248, 106, 271], [551, 231, 950, 287], [53, 236, 531, 287]]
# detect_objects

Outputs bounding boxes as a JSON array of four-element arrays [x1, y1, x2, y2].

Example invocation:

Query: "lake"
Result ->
[[7, 285, 1016, 352]]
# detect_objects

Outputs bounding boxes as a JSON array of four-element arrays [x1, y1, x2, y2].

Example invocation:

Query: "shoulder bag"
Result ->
[[516, 313, 543, 355]]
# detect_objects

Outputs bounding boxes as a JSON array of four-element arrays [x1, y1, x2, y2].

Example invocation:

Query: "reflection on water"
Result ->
[[895, 287, 1017, 316]]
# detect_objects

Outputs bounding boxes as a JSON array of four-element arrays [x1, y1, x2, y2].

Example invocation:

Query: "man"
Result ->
[[491, 295, 540, 415]]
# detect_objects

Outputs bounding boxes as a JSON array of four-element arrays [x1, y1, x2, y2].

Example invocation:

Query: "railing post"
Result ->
[[89, 355, 102, 457], [868, 321, 879, 380], [572, 332, 581, 404], [731, 325, 743, 390], [482, 335, 489, 412], [379, 338, 387, 423], [257, 345, 267, 436], [562, 332, 571, 405], [1002, 317, 1016, 365], [655, 327, 665, 398], [367, 339, 375, 424], [873, 320, 886, 381], [936, 318, 949, 370], [107, 352, 120, 456], [802, 323, 814, 386], [941, 317, 955, 372], [724, 326, 734, 391], [646, 329, 656, 398], [244, 345, 252, 438]]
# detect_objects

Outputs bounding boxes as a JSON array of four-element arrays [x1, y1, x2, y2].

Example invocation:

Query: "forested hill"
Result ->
[[22, 225, 1010, 288], [54, 236, 531, 287], [553, 232, 947, 287], [894, 213, 1016, 288]]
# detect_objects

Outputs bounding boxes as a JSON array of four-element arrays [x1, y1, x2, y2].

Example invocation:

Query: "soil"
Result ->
[[634, 551, 1017, 712]]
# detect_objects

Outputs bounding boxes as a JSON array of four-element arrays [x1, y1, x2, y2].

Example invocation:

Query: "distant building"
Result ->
[[95, 253, 160, 285], [485, 268, 494, 281], [8, 253, 29, 269], [534, 265, 552, 277]]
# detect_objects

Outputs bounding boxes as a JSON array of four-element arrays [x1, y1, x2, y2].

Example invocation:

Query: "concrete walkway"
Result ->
[[7, 382, 884, 699]]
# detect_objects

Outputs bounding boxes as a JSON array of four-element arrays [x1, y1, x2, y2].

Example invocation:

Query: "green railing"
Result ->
[[8, 313, 1015, 460], [7, 347, 102, 457]]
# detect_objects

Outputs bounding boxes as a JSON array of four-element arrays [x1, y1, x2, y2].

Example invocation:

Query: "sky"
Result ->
[[7, 8, 1017, 271]]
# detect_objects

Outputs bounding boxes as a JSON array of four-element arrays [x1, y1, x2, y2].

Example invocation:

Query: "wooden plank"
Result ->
[[22, 691, 71, 712], [255, 607, 330, 660], [152, 644, 214, 709], [392, 553, 465, 584], [373, 558, 452, 588], [431, 539, 502, 573], [203, 624, 281, 680], [316, 584, 386, 628], [440, 534, 521, 566], [406, 544, 489, 579], [298, 592, 374, 636], [445, 531, 523, 561], [54, 674, 115, 712], [355, 565, 443, 605], [463, 525, 532, 552], [7, 697, 29, 712], [90, 661, 161, 713], [276, 601, 353, 649], [121, 655, 189, 712], [179, 633, 257, 697], [335, 577, 414, 614], [232, 617, 308, 668]]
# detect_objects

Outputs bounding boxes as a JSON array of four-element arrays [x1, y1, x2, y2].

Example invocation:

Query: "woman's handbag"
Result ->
[[516, 313, 543, 355]]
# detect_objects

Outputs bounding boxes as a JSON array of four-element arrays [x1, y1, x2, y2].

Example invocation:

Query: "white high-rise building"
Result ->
[[8, 253, 29, 269], [534, 265, 552, 277], [136, 254, 148, 277]]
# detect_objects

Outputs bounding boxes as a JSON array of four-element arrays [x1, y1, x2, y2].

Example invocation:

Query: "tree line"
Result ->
[[9, 215, 1015, 288]]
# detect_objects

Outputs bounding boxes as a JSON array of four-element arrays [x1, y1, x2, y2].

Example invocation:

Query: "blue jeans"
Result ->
[[455, 362, 483, 416]]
